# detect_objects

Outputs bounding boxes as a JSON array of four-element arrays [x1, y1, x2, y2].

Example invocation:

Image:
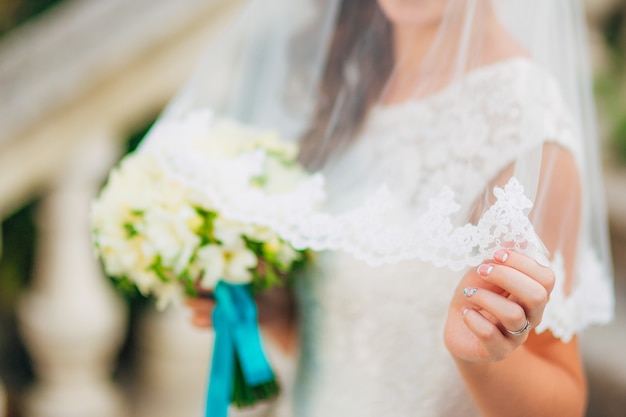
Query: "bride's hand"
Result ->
[[444, 249, 555, 362], [186, 291, 216, 328], [185, 287, 298, 353]]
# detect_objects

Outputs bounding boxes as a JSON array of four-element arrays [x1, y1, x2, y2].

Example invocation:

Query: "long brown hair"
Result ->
[[299, 0, 394, 169]]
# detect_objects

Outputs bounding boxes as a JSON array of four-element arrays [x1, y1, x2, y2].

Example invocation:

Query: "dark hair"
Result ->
[[299, 0, 393, 169]]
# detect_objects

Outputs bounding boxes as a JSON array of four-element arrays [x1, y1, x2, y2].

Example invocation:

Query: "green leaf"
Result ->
[[111, 275, 146, 300], [149, 256, 172, 283], [123, 222, 139, 238], [195, 207, 219, 245]]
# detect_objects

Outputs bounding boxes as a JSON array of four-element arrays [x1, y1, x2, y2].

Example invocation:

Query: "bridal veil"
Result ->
[[140, 0, 614, 339]]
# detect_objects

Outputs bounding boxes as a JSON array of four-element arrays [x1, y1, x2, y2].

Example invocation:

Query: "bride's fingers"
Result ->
[[492, 249, 556, 293], [462, 287, 528, 337], [476, 263, 550, 326], [185, 297, 215, 311], [185, 297, 215, 328], [461, 308, 513, 360], [191, 313, 212, 328], [476, 264, 546, 326]]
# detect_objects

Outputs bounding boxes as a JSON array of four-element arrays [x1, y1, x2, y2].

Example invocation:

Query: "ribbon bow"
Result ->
[[205, 281, 275, 417]]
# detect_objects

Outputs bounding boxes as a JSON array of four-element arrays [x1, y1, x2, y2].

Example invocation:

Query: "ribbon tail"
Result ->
[[205, 282, 277, 416], [231, 285, 275, 386], [205, 286, 236, 417]]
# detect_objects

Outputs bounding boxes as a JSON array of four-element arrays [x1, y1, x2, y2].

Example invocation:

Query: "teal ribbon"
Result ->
[[205, 281, 274, 417]]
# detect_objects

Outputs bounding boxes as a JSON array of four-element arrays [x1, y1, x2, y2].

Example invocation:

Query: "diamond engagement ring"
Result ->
[[506, 319, 532, 336]]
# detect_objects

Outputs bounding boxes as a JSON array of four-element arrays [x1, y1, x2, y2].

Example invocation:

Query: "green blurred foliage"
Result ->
[[595, 5, 626, 163], [0, 201, 37, 316], [0, 0, 67, 38], [0, 201, 37, 390]]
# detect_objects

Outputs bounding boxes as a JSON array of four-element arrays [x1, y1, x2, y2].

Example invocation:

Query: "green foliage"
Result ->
[[0, 0, 67, 38], [595, 6, 626, 163], [123, 222, 139, 238], [148, 256, 172, 283], [112, 275, 145, 299], [231, 352, 279, 408], [603, 7, 625, 49], [126, 119, 157, 154], [615, 116, 626, 163], [195, 208, 219, 245], [0, 201, 38, 315]]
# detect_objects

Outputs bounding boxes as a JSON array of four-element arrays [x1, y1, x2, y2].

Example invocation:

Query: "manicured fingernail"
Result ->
[[463, 287, 477, 297], [462, 307, 470, 316], [494, 250, 509, 263], [477, 264, 493, 277]]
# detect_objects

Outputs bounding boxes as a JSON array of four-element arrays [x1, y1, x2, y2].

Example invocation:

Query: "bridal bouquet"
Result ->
[[90, 110, 309, 415]]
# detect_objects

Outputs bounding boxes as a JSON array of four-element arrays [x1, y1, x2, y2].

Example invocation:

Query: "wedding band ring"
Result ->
[[506, 319, 532, 336]]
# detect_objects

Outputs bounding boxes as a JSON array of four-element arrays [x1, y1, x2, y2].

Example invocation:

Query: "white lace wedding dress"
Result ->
[[258, 57, 611, 417]]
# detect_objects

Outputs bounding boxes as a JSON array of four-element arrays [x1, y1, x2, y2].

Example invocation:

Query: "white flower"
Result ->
[[91, 111, 306, 310], [142, 205, 201, 275], [247, 132, 299, 161], [262, 157, 306, 194], [133, 269, 159, 296], [224, 240, 257, 283], [248, 226, 278, 243], [195, 235, 258, 289], [213, 218, 246, 247], [92, 197, 153, 280], [276, 243, 300, 268], [260, 235, 299, 269], [203, 120, 253, 158], [196, 245, 225, 290], [154, 282, 184, 311]]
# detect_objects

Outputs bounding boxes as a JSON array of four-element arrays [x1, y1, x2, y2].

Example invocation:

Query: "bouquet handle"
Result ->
[[206, 281, 275, 417]]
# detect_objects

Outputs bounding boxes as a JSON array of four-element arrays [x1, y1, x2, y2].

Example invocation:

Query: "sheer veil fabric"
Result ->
[[144, 0, 613, 341]]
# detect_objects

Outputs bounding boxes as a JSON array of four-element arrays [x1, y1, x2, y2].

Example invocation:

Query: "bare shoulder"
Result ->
[[480, 21, 530, 65]]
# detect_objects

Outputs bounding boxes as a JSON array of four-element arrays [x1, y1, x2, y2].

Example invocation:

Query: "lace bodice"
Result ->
[[321, 57, 580, 213], [274, 58, 613, 417], [292, 255, 479, 417]]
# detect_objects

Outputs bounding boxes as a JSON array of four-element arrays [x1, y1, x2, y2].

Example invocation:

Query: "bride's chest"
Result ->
[[298, 251, 460, 326], [323, 97, 530, 215], [294, 251, 463, 383]]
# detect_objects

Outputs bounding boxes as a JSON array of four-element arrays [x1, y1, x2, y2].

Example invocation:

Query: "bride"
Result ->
[[181, 0, 614, 416]]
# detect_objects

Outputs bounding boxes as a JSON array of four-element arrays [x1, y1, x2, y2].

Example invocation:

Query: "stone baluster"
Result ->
[[1, 222, 7, 417], [133, 304, 213, 417], [17, 133, 128, 417]]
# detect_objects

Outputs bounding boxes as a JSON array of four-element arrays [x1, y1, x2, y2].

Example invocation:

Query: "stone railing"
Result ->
[[0, 0, 245, 415]]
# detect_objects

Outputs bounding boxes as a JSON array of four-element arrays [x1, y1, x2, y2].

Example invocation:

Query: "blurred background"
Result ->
[[0, 1, 624, 416]]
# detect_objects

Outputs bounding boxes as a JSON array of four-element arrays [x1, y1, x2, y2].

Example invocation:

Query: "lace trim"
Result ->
[[536, 250, 615, 341], [146, 136, 547, 270], [352, 57, 583, 221]]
